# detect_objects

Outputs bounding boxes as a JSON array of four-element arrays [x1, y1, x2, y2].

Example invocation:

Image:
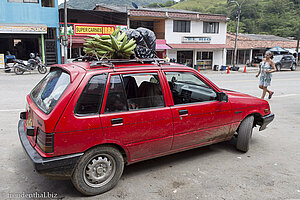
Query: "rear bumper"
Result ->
[[18, 119, 83, 177], [259, 113, 275, 131]]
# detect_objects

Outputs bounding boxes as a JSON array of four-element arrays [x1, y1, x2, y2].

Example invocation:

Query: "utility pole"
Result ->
[[233, 6, 240, 68], [230, 0, 245, 68], [296, 25, 300, 58], [63, 0, 68, 64]]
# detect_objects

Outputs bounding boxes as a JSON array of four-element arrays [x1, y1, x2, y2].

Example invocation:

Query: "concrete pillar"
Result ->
[[41, 34, 45, 64]]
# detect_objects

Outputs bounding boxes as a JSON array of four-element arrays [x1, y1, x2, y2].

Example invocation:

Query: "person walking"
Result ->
[[256, 51, 277, 99]]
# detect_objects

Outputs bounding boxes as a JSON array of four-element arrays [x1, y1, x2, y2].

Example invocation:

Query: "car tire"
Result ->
[[291, 64, 296, 71], [14, 66, 25, 75], [276, 64, 281, 71], [236, 115, 254, 152], [71, 146, 124, 196]]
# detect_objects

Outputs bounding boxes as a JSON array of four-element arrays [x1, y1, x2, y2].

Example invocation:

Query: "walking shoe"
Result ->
[[268, 91, 274, 99]]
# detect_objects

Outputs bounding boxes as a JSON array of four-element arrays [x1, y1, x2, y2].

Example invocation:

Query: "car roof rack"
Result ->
[[90, 58, 170, 68]]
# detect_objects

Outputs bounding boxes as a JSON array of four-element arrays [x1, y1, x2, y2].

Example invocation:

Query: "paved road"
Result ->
[[0, 69, 299, 200]]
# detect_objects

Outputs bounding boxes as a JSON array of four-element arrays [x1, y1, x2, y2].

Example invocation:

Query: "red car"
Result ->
[[18, 59, 274, 195]]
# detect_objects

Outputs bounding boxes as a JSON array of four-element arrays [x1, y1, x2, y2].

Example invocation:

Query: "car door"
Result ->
[[100, 71, 173, 162], [163, 70, 233, 150], [281, 56, 290, 68]]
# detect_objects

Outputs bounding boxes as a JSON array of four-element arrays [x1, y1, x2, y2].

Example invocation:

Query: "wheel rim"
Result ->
[[277, 65, 281, 71], [39, 66, 47, 73], [83, 154, 116, 188], [292, 64, 296, 70]]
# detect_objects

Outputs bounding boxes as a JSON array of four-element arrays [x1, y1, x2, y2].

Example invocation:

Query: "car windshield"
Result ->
[[31, 68, 70, 114], [273, 55, 283, 62]]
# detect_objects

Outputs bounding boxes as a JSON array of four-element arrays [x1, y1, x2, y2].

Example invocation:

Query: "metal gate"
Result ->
[[45, 28, 58, 65]]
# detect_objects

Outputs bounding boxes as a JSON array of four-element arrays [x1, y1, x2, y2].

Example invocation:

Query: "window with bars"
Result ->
[[203, 22, 219, 34], [41, 0, 55, 7], [173, 20, 190, 33]]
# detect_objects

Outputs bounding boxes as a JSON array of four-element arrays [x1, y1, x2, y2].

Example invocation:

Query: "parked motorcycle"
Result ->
[[14, 53, 47, 75]]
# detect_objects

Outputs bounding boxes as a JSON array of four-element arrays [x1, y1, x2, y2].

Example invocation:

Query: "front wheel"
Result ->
[[276, 64, 281, 71], [291, 64, 296, 71], [14, 66, 25, 75], [236, 116, 254, 152], [38, 64, 47, 74], [71, 146, 124, 195]]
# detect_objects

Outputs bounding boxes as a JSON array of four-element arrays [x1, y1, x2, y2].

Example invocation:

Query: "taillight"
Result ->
[[37, 128, 54, 153]]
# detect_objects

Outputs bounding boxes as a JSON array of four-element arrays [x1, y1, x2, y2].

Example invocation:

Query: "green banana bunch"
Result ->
[[83, 28, 137, 59]]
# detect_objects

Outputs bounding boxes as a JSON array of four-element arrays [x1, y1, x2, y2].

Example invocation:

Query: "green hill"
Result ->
[[171, 0, 300, 38]]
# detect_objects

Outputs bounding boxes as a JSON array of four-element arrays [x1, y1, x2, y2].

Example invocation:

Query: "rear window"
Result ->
[[31, 68, 70, 114]]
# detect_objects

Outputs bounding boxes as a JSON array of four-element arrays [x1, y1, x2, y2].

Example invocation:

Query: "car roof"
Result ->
[[53, 58, 187, 73]]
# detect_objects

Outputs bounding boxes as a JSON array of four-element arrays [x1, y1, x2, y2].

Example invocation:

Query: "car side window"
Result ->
[[104, 75, 128, 113], [122, 73, 165, 110], [165, 72, 217, 105], [75, 74, 107, 115]]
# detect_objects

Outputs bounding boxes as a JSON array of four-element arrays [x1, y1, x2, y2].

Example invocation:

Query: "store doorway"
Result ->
[[177, 51, 193, 67], [0, 37, 39, 60]]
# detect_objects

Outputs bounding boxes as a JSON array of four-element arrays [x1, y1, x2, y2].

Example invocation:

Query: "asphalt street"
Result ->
[[0, 68, 299, 200]]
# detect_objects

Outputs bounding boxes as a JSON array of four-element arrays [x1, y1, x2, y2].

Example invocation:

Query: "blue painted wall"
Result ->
[[0, 0, 61, 64]]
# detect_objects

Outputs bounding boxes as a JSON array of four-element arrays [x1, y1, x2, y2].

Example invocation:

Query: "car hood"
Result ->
[[221, 88, 268, 107]]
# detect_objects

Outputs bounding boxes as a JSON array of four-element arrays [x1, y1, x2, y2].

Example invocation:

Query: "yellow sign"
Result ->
[[0, 54, 4, 69], [74, 24, 115, 35]]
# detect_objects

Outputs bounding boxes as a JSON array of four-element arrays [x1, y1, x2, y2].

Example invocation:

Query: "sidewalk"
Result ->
[[199, 65, 259, 74]]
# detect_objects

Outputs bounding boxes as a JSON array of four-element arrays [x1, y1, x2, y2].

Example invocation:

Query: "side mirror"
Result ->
[[217, 92, 228, 102]]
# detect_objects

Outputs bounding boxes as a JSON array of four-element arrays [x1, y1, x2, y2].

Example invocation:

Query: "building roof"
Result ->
[[94, 4, 127, 13], [239, 33, 292, 41], [226, 33, 298, 49], [93, 4, 227, 21]]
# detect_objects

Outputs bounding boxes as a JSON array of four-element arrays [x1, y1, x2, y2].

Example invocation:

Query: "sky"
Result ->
[[58, 0, 65, 5]]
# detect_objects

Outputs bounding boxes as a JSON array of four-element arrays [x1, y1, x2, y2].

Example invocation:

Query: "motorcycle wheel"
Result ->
[[38, 65, 47, 74], [14, 66, 25, 75]]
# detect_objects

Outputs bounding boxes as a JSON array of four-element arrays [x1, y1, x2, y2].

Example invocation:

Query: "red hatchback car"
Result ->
[[18, 59, 274, 195]]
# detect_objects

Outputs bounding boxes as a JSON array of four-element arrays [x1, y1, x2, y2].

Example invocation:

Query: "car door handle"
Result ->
[[179, 109, 188, 115], [111, 118, 123, 125]]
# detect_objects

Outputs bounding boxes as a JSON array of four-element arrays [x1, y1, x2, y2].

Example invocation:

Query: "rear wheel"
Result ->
[[236, 116, 254, 152], [291, 64, 296, 71], [14, 66, 25, 75], [276, 64, 281, 71], [38, 65, 47, 74], [71, 146, 124, 195]]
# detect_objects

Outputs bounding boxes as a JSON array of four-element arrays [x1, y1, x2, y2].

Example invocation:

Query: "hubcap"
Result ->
[[83, 154, 116, 188]]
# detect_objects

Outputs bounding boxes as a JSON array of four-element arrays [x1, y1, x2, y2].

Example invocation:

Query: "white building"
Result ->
[[128, 8, 229, 69], [94, 5, 229, 69]]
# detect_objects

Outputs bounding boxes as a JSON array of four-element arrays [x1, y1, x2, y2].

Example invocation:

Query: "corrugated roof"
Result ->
[[239, 33, 292, 41], [95, 4, 128, 13]]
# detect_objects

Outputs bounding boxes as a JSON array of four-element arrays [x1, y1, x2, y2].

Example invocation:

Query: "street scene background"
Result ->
[[0, 68, 299, 199]]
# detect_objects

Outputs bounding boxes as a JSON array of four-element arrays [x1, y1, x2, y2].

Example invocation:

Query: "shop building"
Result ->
[[59, 8, 127, 61], [128, 8, 229, 69], [93, 5, 229, 69], [226, 33, 299, 65], [0, 0, 61, 65]]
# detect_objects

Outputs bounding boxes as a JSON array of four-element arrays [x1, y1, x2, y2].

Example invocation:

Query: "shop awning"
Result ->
[[156, 39, 171, 50], [168, 44, 230, 49], [69, 36, 86, 44]]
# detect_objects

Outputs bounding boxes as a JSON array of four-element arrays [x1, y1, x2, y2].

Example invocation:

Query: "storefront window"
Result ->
[[196, 52, 213, 69], [203, 22, 219, 34]]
